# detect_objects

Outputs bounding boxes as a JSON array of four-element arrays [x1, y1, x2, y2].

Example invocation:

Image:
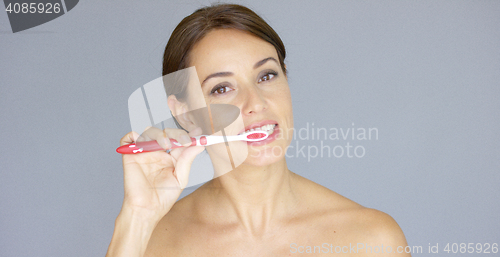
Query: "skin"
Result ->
[[106, 29, 410, 257], [144, 29, 411, 256]]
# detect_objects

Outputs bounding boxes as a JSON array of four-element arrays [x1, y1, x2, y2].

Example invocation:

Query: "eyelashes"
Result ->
[[258, 71, 277, 83], [210, 84, 232, 95], [209, 70, 278, 96]]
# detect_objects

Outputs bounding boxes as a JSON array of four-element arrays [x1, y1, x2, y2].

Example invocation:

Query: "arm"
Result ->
[[106, 208, 159, 257], [106, 128, 205, 257]]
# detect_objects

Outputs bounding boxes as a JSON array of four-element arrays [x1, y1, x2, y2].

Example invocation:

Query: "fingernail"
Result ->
[[194, 127, 203, 136], [164, 138, 171, 149], [180, 135, 191, 145]]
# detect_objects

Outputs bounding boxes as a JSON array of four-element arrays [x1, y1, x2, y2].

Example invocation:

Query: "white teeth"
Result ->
[[240, 124, 276, 135]]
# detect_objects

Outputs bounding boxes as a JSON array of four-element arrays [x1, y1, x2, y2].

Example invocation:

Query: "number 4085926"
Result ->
[[5, 3, 61, 14], [444, 243, 498, 254]]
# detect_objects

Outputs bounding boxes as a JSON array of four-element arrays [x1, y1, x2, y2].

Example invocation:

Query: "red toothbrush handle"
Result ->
[[116, 138, 197, 154]]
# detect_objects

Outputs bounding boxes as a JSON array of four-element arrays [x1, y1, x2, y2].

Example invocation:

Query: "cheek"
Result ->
[[275, 84, 293, 113], [279, 85, 294, 137]]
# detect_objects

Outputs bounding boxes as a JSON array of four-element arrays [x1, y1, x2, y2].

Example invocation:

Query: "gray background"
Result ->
[[1, 0, 498, 256]]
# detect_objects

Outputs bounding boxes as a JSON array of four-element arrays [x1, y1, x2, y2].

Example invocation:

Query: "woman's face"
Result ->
[[188, 29, 293, 167]]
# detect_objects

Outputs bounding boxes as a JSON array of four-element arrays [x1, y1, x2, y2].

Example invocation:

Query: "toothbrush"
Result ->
[[116, 130, 269, 154]]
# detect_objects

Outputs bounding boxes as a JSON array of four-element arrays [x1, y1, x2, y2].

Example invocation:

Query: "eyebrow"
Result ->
[[202, 71, 234, 85], [254, 57, 278, 69], [201, 57, 279, 86]]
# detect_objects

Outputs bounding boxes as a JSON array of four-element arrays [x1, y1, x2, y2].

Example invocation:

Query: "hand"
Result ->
[[118, 126, 205, 221]]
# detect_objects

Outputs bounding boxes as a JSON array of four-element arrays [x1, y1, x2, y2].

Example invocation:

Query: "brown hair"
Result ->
[[162, 3, 287, 100]]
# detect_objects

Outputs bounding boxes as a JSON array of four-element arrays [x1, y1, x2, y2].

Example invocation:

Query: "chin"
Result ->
[[242, 145, 287, 167]]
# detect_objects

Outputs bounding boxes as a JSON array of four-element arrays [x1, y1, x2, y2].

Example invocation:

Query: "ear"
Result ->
[[167, 95, 196, 131]]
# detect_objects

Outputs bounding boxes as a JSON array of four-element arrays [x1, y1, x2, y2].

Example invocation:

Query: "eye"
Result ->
[[210, 85, 233, 95], [258, 71, 277, 83]]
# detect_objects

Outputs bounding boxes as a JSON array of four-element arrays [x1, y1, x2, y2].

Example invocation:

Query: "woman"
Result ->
[[107, 4, 410, 256]]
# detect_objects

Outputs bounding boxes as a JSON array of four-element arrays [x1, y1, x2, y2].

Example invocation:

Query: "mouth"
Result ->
[[238, 124, 277, 136], [238, 120, 278, 136]]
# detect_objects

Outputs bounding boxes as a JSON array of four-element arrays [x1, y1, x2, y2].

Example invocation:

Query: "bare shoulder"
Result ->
[[349, 208, 408, 242], [291, 173, 409, 255], [344, 208, 410, 256]]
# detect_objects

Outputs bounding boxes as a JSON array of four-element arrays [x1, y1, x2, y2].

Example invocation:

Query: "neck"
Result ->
[[208, 158, 299, 236]]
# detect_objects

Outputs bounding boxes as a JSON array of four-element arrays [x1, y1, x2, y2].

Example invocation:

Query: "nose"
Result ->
[[240, 84, 267, 115]]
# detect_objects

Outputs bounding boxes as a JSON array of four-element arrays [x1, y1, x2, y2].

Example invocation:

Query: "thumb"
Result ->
[[173, 146, 206, 189]]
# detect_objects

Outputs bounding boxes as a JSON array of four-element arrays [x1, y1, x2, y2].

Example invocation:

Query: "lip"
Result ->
[[246, 124, 280, 146], [238, 120, 279, 135]]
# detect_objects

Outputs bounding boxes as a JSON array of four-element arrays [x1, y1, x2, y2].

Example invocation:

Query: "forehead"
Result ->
[[189, 29, 279, 75]]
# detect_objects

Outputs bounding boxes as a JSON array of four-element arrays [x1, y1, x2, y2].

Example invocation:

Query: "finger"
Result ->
[[172, 146, 206, 188], [188, 126, 203, 137], [120, 131, 140, 146], [163, 128, 192, 146], [137, 126, 160, 142], [161, 129, 172, 149], [150, 129, 171, 150], [135, 127, 193, 151], [137, 126, 173, 150], [166, 127, 202, 156]]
